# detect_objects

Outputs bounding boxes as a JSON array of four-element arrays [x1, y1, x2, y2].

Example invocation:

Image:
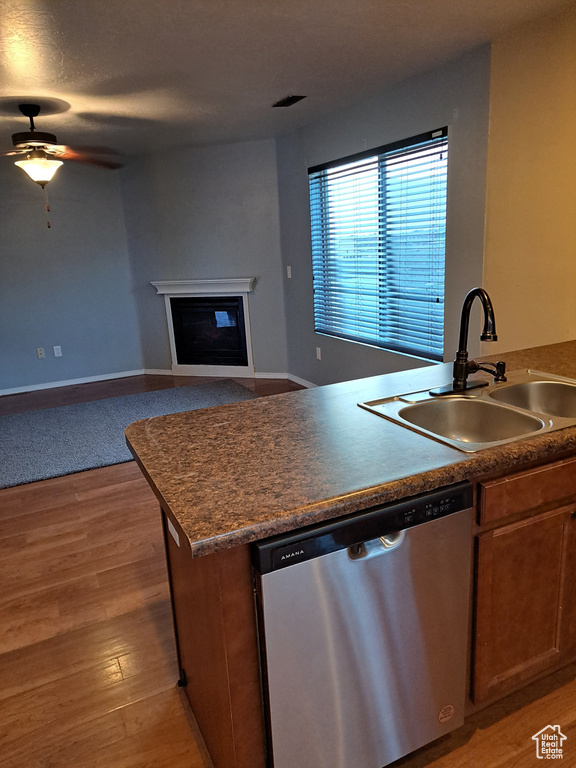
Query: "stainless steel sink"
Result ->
[[359, 370, 576, 452], [488, 380, 576, 417], [399, 398, 543, 446]]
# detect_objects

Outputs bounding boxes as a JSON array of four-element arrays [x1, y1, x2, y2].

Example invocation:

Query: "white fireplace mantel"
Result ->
[[152, 278, 256, 377], [151, 278, 255, 296]]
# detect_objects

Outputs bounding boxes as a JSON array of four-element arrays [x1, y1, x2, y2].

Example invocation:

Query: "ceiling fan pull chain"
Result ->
[[42, 186, 52, 228]]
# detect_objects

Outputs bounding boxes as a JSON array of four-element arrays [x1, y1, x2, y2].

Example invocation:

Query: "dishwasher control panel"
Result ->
[[403, 495, 460, 526], [252, 481, 473, 574]]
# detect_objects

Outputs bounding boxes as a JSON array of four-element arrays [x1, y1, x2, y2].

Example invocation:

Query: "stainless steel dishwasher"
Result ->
[[252, 482, 473, 768]]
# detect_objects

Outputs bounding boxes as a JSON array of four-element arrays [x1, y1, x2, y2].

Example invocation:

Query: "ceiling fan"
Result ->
[[2, 103, 122, 228], [2, 103, 122, 187]]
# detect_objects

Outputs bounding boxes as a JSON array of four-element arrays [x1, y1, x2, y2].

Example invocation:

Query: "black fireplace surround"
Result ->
[[170, 296, 249, 367]]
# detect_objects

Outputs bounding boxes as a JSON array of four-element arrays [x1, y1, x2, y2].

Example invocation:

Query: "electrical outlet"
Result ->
[[36, 347, 45, 359], [316, 346, 322, 360], [53, 345, 62, 357], [286, 266, 292, 279]]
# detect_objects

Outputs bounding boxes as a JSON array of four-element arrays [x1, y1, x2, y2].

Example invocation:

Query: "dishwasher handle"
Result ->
[[380, 531, 404, 549], [348, 530, 406, 560]]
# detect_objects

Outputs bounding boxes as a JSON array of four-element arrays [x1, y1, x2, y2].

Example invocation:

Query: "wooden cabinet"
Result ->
[[161, 508, 267, 768], [473, 456, 576, 703]]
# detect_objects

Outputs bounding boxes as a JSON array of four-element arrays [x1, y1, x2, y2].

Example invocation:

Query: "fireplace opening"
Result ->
[[170, 296, 249, 367]]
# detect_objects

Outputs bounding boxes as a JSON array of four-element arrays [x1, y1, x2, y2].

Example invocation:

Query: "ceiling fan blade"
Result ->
[[55, 146, 124, 169], [1, 149, 27, 157], [63, 155, 123, 170], [59, 145, 120, 156]]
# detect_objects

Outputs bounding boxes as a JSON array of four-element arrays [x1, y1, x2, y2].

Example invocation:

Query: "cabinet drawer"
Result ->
[[479, 456, 576, 525]]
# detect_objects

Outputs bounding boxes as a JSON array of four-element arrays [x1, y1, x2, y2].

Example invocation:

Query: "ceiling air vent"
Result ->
[[272, 95, 307, 108]]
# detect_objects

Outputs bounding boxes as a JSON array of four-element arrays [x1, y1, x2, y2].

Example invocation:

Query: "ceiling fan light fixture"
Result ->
[[15, 150, 63, 187]]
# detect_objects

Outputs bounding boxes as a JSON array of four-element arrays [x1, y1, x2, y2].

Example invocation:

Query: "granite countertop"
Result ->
[[125, 340, 576, 557]]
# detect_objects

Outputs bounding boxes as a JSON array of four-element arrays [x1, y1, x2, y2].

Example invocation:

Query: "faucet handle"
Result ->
[[476, 360, 507, 382]]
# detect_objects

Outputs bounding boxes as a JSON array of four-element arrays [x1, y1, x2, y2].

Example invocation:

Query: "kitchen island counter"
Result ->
[[125, 339, 576, 556]]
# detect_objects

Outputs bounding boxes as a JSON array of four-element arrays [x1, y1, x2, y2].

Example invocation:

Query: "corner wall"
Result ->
[[0, 161, 143, 392], [482, 7, 576, 354], [121, 139, 288, 376]]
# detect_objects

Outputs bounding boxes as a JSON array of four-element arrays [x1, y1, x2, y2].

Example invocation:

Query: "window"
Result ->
[[308, 129, 448, 362]]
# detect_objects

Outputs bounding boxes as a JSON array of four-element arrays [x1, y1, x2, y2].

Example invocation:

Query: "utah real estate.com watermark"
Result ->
[[532, 725, 567, 760]]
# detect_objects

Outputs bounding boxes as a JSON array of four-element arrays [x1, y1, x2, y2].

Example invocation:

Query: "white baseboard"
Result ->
[[0, 370, 146, 397], [0, 368, 317, 397], [253, 371, 284, 379], [287, 373, 317, 389], [256, 372, 317, 388], [143, 369, 178, 376]]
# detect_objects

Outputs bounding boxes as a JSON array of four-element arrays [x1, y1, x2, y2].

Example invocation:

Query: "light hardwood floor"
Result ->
[[0, 375, 300, 768], [1, 375, 576, 767]]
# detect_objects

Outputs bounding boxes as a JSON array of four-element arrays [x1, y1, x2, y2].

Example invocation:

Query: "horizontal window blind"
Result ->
[[309, 129, 448, 361]]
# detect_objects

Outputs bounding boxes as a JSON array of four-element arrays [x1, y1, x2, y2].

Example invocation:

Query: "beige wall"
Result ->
[[482, 7, 576, 355]]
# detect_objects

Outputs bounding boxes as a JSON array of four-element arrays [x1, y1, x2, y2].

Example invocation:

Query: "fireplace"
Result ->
[[152, 278, 255, 376], [170, 296, 248, 366]]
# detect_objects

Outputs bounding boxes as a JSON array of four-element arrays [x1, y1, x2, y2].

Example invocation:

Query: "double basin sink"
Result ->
[[359, 370, 576, 452]]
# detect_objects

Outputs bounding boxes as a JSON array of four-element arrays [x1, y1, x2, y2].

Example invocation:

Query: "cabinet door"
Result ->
[[473, 507, 574, 703]]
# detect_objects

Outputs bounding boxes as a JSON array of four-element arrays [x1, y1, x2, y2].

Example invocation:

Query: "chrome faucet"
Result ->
[[432, 287, 506, 396]]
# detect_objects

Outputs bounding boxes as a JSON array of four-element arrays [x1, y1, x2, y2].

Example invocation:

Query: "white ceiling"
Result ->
[[0, 0, 574, 162]]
